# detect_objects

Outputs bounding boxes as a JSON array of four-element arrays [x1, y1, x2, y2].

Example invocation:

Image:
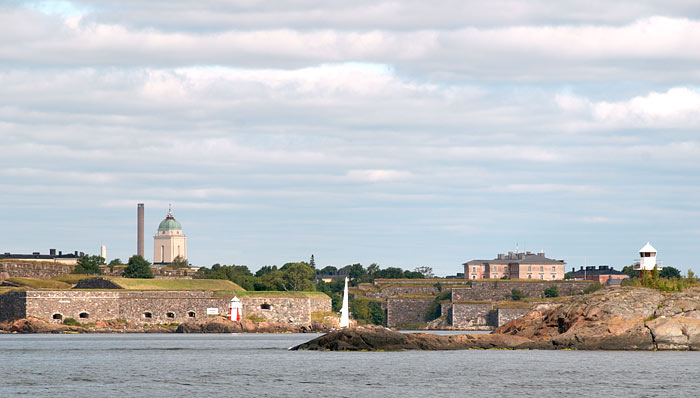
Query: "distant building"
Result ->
[[569, 265, 629, 286], [315, 268, 350, 283], [0, 249, 82, 266], [153, 208, 187, 265], [463, 251, 566, 280]]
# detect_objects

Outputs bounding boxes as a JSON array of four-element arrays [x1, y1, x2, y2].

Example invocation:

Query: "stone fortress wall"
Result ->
[[381, 280, 594, 329], [0, 290, 331, 326], [451, 280, 592, 302], [0, 260, 196, 281], [0, 261, 72, 279], [386, 298, 434, 328]]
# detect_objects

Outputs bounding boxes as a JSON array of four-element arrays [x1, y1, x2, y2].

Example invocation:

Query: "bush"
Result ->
[[583, 282, 603, 294], [72, 255, 103, 275], [543, 286, 559, 298], [622, 267, 700, 292], [123, 255, 154, 279], [423, 290, 452, 322], [349, 297, 385, 325], [63, 318, 82, 327], [511, 288, 524, 301]]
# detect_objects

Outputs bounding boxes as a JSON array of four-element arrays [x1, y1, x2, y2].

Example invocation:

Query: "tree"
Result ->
[[375, 267, 404, 279], [72, 255, 104, 275], [622, 264, 638, 278], [255, 270, 286, 291], [366, 263, 380, 277], [282, 262, 316, 291], [346, 263, 366, 280], [108, 258, 123, 266], [317, 265, 338, 275], [543, 286, 559, 298], [123, 255, 154, 278], [511, 288, 524, 301], [255, 265, 278, 277], [171, 255, 190, 269], [403, 270, 423, 279], [660, 266, 681, 279], [309, 255, 316, 269], [414, 266, 434, 278]]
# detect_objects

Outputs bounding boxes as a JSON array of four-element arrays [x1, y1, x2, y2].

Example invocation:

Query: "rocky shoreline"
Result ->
[[0, 316, 340, 334], [293, 287, 700, 351]]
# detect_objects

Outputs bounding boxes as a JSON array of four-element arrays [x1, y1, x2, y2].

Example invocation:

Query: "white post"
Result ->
[[339, 277, 349, 328]]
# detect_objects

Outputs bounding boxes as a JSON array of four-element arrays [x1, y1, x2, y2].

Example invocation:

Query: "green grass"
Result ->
[[311, 311, 337, 322], [109, 278, 244, 291], [51, 274, 102, 284], [245, 314, 266, 323], [0, 286, 27, 295], [7, 277, 71, 289], [213, 290, 328, 299]]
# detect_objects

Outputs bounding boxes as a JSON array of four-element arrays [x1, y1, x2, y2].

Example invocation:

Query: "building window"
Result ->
[[528, 266, 532, 271], [261, 303, 272, 310], [504, 266, 508, 272], [528, 274, 532, 279], [52, 313, 63, 320], [540, 266, 544, 272], [144, 312, 152, 318], [167, 312, 175, 318], [552, 274, 556, 280], [493, 274, 498, 278], [472, 267, 476, 272], [79, 312, 89, 319], [188, 311, 196, 318], [552, 266, 556, 272], [539, 274, 544, 280], [472, 275, 476, 279], [160, 246, 165, 262]]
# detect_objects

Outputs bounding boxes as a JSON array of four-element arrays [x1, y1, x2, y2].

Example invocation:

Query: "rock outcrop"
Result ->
[[291, 325, 533, 351], [176, 316, 340, 333], [294, 287, 700, 351]]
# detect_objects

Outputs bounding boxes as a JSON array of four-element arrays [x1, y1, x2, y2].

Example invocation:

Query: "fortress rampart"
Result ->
[[0, 290, 331, 326]]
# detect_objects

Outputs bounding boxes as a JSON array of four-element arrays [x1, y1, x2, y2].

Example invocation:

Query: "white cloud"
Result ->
[[557, 87, 700, 128], [346, 169, 413, 182]]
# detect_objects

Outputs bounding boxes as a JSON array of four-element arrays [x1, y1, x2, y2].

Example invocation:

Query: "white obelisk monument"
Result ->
[[339, 277, 349, 328]]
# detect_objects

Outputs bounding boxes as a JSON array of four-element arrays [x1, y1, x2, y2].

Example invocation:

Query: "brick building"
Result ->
[[463, 251, 566, 280], [569, 265, 629, 286]]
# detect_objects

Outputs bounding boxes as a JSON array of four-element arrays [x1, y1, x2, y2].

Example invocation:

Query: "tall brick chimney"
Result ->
[[137, 203, 144, 257]]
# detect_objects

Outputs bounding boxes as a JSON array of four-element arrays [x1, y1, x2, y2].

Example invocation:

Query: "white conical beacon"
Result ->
[[339, 277, 349, 328], [228, 296, 242, 321]]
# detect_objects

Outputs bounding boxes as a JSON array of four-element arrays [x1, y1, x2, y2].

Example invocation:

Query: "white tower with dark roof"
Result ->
[[638, 242, 657, 271]]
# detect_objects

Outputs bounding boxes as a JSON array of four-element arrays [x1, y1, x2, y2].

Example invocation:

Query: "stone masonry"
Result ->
[[386, 297, 434, 328], [0, 261, 72, 279], [451, 303, 492, 329], [0, 290, 331, 326], [451, 280, 593, 302]]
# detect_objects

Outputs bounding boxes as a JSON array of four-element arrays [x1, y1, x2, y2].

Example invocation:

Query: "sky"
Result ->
[[2, 1, 700, 276]]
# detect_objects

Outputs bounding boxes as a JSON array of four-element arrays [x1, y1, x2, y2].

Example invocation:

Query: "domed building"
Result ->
[[153, 207, 187, 265]]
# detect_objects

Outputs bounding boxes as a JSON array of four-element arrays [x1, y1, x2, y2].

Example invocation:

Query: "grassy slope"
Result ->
[[109, 278, 244, 291], [51, 274, 102, 284], [7, 277, 71, 289], [213, 290, 328, 299]]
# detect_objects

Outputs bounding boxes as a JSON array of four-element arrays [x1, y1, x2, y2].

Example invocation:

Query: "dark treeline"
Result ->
[[194, 260, 435, 325]]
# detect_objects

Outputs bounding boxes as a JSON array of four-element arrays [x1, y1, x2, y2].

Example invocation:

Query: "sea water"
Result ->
[[0, 333, 697, 397]]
